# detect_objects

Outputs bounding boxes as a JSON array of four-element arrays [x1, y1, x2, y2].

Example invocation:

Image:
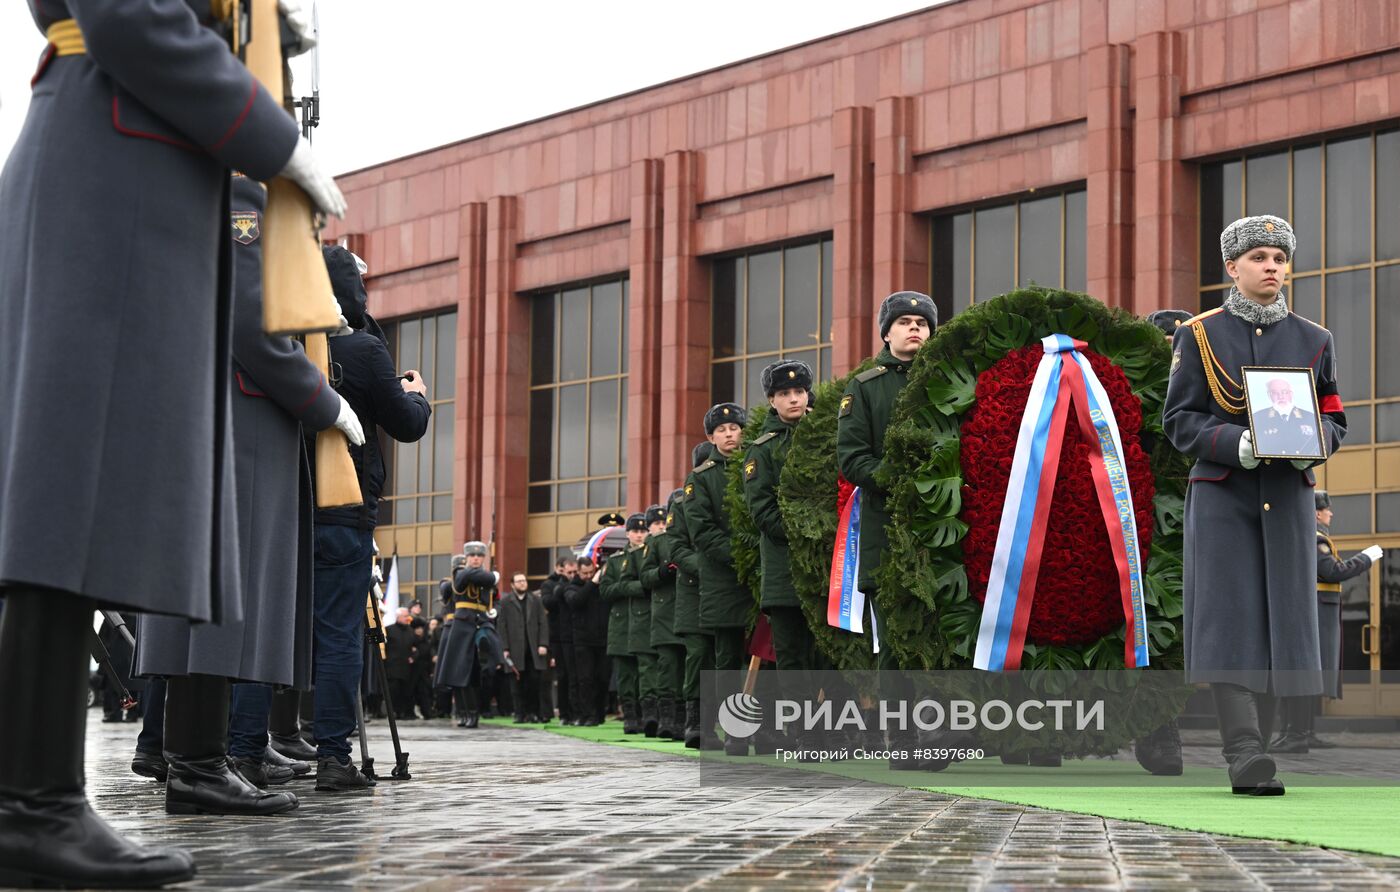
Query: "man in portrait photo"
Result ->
[[1251, 375, 1321, 457]]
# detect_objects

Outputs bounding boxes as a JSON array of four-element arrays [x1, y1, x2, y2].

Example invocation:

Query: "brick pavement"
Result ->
[[83, 719, 1400, 891]]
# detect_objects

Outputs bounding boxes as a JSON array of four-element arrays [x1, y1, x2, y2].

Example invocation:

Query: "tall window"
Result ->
[[1198, 131, 1400, 540], [526, 279, 629, 579], [710, 237, 833, 406], [375, 312, 457, 611], [929, 187, 1087, 323]]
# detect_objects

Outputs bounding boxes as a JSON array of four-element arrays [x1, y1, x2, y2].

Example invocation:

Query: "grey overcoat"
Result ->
[[136, 175, 340, 686], [0, 0, 299, 621], [1164, 305, 1345, 696]]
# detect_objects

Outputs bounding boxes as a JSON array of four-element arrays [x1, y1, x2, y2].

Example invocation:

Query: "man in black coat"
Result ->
[[540, 559, 575, 723], [497, 573, 551, 723], [312, 246, 431, 790], [383, 609, 418, 720], [409, 619, 436, 719], [565, 557, 610, 725]]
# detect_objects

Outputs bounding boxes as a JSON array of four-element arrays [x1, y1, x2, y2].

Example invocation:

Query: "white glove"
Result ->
[[1361, 545, 1384, 563], [333, 394, 364, 446], [1238, 430, 1260, 469], [280, 138, 347, 218], [1291, 458, 1313, 470], [277, 0, 316, 57]]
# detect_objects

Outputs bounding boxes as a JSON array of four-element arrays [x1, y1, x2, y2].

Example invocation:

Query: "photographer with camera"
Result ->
[[310, 247, 431, 791]]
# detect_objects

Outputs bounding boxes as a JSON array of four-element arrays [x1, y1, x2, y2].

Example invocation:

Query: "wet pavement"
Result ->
[[82, 718, 1400, 891]]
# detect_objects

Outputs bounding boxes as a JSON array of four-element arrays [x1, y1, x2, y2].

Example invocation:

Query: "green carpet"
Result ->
[[481, 716, 1400, 857]]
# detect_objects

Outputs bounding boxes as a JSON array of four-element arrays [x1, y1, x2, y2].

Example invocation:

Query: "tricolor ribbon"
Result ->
[[580, 528, 611, 564], [827, 487, 880, 652], [973, 334, 1150, 671]]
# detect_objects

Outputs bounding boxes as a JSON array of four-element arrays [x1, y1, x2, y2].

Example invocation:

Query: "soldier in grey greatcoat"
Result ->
[[434, 541, 504, 728], [133, 174, 362, 806], [1271, 491, 1382, 753], [1164, 215, 1347, 796], [0, 1, 343, 886]]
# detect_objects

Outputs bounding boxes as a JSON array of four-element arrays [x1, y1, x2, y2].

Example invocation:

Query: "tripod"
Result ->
[[357, 578, 411, 781]]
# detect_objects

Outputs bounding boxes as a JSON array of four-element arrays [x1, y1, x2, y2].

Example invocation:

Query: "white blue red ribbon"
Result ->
[[827, 487, 881, 652], [973, 334, 1150, 671], [580, 528, 611, 564]]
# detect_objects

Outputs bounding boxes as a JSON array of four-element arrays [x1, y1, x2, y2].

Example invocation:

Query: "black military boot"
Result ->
[[654, 698, 675, 739], [1270, 698, 1311, 754], [1213, 683, 1283, 795], [622, 700, 643, 734], [641, 697, 660, 737], [461, 688, 481, 729], [262, 744, 311, 777], [0, 590, 196, 889], [1134, 719, 1184, 776], [269, 731, 317, 762], [163, 674, 299, 816], [231, 756, 296, 789], [684, 700, 702, 749], [131, 749, 169, 783]]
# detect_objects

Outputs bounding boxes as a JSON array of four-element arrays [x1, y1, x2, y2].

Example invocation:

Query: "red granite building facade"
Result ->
[[330, 0, 1400, 709]]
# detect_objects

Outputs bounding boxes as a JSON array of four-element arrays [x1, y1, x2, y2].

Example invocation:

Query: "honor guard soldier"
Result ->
[[1164, 215, 1347, 796], [601, 513, 649, 733], [133, 173, 358, 810], [0, 0, 345, 885], [433, 541, 504, 728], [837, 293, 937, 769], [672, 444, 714, 748], [632, 505, 668, 736], [744, 360, 817, 673], [641, 493, 688, 739], [1271, 492, 1382, 753], [689, 403, 751, 755]]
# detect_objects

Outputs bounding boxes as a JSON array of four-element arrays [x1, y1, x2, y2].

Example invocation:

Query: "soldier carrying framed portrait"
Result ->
[[1242, 366, 1327, 460]]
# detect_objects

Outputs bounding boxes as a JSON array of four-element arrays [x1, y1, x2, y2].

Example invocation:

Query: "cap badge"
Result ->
[[1265, 221, 1275, 232]]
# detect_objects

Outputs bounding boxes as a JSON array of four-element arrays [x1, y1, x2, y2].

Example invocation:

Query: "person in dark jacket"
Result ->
[[565, 556, 609, 725], [602, 514, 648, 733], [410, 619, 436, 719], [673, 442, 714, 748], [540, 559, 576, 723], [1271, 491, 1382, 753], [383, 609, 418, 720], [497, 573, 551, 723], [0, 2, 345, 885], [311, 246, 431, 791], [640, 494, 687, 739]]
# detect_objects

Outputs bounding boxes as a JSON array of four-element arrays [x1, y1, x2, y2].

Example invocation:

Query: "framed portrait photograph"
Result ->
[[1242, 366, 1327, 461]]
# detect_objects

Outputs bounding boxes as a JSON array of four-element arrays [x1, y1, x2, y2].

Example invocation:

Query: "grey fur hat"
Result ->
[[704, 402, 745, 435], [878, 291, 938, 339], [462, 540, 488, 557], [760, 359, 814, 397], [1315, 490, 1331, 512], [1220, 215, 1296, 262]]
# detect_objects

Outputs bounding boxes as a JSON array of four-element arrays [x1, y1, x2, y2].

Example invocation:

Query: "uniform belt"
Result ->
[[46, 19, 86, 56], [1318, 582, 1342, 593], [455, 601, 488, 612]]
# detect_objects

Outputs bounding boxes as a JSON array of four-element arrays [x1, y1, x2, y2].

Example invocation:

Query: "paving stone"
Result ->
[[76, 719, 1400, 890]]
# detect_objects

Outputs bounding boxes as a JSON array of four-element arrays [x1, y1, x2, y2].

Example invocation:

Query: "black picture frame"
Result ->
[[1241, 366, 1328, 461]]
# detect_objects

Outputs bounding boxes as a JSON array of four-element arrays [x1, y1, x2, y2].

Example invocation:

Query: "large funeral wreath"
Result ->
[[772, 289, 1192, 751]]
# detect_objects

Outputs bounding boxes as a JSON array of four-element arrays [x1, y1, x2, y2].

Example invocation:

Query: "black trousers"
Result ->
[[410, 670, 434, 717], [553, 640, 574, 720], [571, 643, 609, 721], [509, 662, 546, 719], [387, 676, 413, 717]]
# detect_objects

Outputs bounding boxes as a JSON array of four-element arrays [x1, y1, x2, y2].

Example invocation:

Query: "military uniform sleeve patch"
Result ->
[[838, 393, 854, 418], [1170, 348, 1181, 376], [744, 458, 758, 481], [231, 211, 260, 245], [683, 482, 694, 498]]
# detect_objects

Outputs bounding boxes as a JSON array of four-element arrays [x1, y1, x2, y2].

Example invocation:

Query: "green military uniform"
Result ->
[[744, 360, 823, 673], [600, 538, 644, 732], [670, 450, 713, 748], [641, 496, 686, 739], [836, 291, 937, 680], [690, 449, 749, 672], [629, 508, 662, 737]]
